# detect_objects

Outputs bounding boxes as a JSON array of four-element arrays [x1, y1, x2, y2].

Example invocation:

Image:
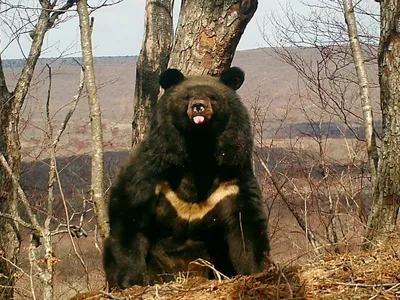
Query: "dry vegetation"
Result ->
[[69, 234, 400, 299], [301, 235, 400, 299]]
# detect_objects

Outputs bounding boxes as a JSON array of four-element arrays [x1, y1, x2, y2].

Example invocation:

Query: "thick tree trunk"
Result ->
[[77, 1, 109, 239], [132, 0, 174, 147], [366, 0, 400, 244], [132, 0, 257, 144], [343, 0, 378, 184], [169, 0, 258, 76]]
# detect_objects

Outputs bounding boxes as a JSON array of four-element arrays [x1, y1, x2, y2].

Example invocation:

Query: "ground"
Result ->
[[71, 235, 400, 299]]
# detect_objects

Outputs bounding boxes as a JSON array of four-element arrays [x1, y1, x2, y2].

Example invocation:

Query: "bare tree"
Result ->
[[366, 0, 400, 244], [169, 0, 258, 75], [261, 0, 380, 253], [132, 0, 174, 147], [0, 58, 17, 300], [76, 0, 108, 239], [267, 10, 377, 141], [0, 63, 90, 299], [343, 0, 378, 184], [0, 2, 74, 298], [267, 0, 400, 250], [131, 0, 259, 145]]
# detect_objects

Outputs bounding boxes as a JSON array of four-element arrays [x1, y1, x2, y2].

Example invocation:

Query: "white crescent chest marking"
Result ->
[[155, 181, 239, 221]]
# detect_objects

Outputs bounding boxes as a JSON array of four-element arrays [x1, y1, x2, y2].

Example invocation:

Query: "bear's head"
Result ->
[[151, 67, 252, 169], [158, 67, 245, 133]]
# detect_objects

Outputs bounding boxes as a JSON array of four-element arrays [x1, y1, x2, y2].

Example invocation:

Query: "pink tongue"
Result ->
[[193, 116, 205, 124]]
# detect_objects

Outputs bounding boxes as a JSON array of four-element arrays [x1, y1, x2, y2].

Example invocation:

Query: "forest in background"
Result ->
[[2, 0, 400, 299]]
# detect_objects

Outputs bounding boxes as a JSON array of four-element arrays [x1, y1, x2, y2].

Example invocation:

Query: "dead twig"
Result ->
[[334, 282, 398, 288], [189, 259, 230, 282]]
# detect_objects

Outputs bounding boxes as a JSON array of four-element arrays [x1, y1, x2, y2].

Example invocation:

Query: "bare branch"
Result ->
[[0, 152, 41, 231], [254, 151, 324, 255]]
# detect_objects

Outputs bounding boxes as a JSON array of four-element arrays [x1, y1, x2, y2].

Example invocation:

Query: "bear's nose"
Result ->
[[191, 100, 207, 114], [193, 104, 205, 114]]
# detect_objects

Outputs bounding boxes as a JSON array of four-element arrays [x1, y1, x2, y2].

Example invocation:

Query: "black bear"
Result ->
[[103, 67, 270, 289]]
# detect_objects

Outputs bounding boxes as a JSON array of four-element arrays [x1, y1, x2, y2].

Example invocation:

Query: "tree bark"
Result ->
[[343, 0, 379, 184], [366, 0, 400, 245], [132, 0, 174, 147], [168, 0, 258, 76], [77, 1, 109, 239], [0, 57, 19, 300]]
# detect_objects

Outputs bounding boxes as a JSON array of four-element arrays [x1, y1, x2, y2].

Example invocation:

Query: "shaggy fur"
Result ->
[[103, 67, 270, 289]]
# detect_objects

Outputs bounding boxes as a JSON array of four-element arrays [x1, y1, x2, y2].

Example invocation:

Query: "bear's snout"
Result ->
[[187, 98, 213, 125], [191, 100, 206, 114]]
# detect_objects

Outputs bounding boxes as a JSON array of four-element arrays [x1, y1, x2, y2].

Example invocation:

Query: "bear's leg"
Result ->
[[146, 238, 210, 284], [225, 215, 269, 275], [103, 233, 150, 288]]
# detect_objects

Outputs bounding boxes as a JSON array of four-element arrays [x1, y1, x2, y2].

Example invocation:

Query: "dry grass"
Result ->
[[301, 236, 400, 299], [70, 264, 303, 300], [70, 234, 400, 300]]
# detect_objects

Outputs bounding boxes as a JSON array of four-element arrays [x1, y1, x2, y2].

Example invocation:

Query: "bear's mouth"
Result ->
[[193, 116, 205, 124]]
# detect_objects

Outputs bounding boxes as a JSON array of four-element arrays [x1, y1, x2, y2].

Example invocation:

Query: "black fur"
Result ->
[[104, 67, 270, 288], [220, 66, 245, 90], [159, 68, 185, 90]]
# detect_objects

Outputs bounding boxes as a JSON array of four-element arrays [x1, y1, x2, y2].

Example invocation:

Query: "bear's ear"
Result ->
[[220, 67, 245, 90], [159, 69, 185, 90]]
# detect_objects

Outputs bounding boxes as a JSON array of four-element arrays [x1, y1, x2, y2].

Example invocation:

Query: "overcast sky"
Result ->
[[1, 0, 298, 59]]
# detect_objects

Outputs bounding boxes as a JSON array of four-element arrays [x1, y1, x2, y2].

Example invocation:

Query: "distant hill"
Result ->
[[2, 47, 381, 160], [3, 56, 138, 69]]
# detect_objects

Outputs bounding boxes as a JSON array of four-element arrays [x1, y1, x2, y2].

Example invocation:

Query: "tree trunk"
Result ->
[[131, 0, 258, 144], [77, 1, 109, 239], [343, 0, 378, 184], [132, 0, 174, 147], [366, 0, 400, 245], [168, 0, 258, 76], [0, 58, 19, 300]]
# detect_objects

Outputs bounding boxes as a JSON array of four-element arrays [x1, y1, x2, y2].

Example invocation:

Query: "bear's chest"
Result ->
[[153, 180, 240, 238]]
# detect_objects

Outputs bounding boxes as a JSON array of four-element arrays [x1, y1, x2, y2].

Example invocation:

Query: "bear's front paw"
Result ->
[[117, 267, 148, 289]]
